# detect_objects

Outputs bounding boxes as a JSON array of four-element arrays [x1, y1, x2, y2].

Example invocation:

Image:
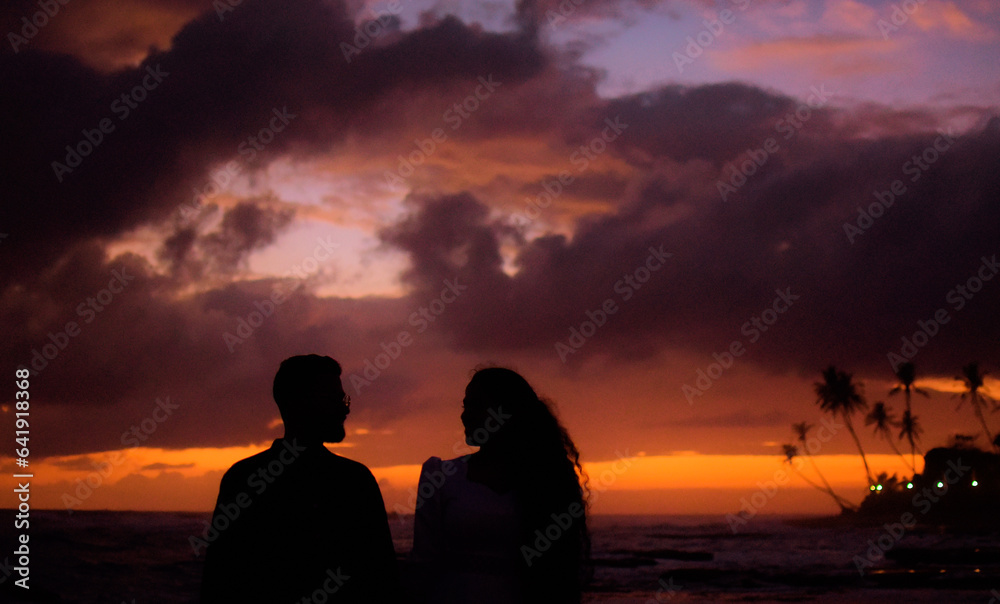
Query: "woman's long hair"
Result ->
[[467, 367, 591, 602]]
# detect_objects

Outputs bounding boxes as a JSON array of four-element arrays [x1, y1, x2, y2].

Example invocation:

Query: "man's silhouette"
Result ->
[[200, 354, 398, 603]]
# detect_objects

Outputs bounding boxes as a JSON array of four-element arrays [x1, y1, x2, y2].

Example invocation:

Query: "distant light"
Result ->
[[906, 482, 913, 489], [937, 481, 945, 488], [971, 480, 979, 487], [876, 484, 883, 491]]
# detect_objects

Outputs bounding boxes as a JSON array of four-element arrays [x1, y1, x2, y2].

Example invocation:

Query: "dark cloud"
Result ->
[[200, 201, 293, 270], [140, 462, 195, 471], [0, 0, 545, 289], [605, 83, 819, 164], [375, 94, 1000, 379], [158, 199, 294, 279]]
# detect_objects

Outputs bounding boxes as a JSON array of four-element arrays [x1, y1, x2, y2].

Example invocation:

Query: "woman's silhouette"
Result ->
[[410, 367, 590, 603]]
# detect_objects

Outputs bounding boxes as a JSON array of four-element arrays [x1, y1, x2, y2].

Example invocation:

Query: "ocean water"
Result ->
[[1, 510, 998, 603]]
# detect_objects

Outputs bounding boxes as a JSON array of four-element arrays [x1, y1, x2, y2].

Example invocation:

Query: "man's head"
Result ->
[[273, 355, 349, 443]]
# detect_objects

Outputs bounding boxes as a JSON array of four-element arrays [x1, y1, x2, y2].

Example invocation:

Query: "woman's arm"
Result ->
[[406, 456, 447, 601]]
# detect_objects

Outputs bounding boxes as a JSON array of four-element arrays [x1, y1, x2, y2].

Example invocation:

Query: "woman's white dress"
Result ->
[[410, 455, 526, 603]]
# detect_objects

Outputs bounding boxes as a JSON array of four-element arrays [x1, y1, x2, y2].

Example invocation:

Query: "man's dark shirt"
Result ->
[[200, 438, 398, 603]]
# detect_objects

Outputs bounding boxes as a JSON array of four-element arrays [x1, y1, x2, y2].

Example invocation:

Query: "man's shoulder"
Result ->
[[325, 450, 377, 479], [293, 442, 380, 486], [230, 447, 277, 469], [220, 447, 277, 482], [224, 441, 372, 472], [216, 442, 380, 497]]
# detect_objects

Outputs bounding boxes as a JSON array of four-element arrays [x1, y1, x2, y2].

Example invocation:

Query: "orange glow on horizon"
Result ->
[[7, 448, 916, 515]]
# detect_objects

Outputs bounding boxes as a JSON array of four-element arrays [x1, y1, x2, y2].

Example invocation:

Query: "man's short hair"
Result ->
[[272, 355, 342, 419]]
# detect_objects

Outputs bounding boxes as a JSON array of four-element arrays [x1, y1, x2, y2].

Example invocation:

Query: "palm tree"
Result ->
[[888, 362, 929, 468], [898, 409, 923, 461], [792, 421, 840, 496], [865, 402, 913, 473], [955, 362, 998, 450], [814, 365, 873, 485], [782, 444, 856, 512]]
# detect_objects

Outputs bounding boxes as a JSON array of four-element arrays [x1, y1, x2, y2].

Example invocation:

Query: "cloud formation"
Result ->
[[2, 0, 998, 468], [378, 90, 1000, 378]]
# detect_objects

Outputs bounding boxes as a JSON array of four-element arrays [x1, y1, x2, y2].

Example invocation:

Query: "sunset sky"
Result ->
[[2, 0, 999, 517]]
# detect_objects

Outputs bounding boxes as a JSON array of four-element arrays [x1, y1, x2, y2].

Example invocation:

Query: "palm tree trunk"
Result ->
[[843, 412, 873, 484], [904, 387, 915, 469], [803, 454, 853, 508], [798, 440, 837, 491], [789, 464, 855, 511], [905, 432, 924, 472], [884, 432, 915, 474], [974, 401, 996, 449], [907, 432, 916, 471]]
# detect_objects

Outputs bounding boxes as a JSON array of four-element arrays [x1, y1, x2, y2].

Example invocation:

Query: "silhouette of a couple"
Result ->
[[200, 355, 589, 604]]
